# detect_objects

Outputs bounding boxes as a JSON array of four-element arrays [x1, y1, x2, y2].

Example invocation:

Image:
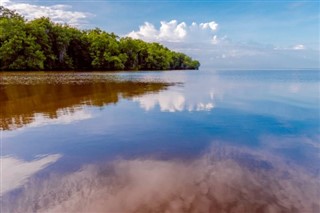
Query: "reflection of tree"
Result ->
[[0, 75, 171, 130]]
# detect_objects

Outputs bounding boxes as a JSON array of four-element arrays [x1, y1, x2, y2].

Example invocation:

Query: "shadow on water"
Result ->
[[0, 72, 172, 130]]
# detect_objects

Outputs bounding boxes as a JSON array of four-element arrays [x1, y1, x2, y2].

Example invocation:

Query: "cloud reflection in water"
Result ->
[[3, 109, 93, 135], [133, 91, 215, 112], [1, 154, 61, 195], [3, 146, 319, 213]]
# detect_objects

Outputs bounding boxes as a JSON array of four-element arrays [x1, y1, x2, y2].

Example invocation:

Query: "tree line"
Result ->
[[0, 7, 200, 71]]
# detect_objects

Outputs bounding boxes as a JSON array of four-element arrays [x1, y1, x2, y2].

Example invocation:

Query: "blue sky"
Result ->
[[1, 0, 319, 69]]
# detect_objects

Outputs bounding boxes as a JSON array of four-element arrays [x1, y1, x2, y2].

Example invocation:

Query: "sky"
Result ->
[[1, 0, 319, 69]]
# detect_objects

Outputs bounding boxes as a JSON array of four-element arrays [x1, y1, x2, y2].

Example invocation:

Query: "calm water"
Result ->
[[1, 70, 320, 213]]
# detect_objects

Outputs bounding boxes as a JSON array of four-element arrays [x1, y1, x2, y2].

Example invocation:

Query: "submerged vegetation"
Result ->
[[0, 7, 200, 71]]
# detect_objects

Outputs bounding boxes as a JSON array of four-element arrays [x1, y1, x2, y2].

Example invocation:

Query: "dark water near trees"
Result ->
[[1, 70, 319, 213]]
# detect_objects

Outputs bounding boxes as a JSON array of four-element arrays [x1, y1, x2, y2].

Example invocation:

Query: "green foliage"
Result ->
[[0, 9, 45, 70], [0, 7, 200, 71], [87, 29, 127, 70]]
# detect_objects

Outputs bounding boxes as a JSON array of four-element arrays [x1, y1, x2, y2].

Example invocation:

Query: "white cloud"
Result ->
[[211, 35, 219, 45], [159, 20, 187, 41], [128, 22, 158, 40], [293, 44, 305, 50], [128, 20, 319, 69], [0, 0, 91, 26], [127, 20, 219, 43], [1, 154, 61, 195], [274, 44, 307, 51], [199, 21, 218, 31], [167, 39, 319, 69]]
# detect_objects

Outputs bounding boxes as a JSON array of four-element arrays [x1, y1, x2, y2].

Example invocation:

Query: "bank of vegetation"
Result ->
[[0, 7, 200, 71]]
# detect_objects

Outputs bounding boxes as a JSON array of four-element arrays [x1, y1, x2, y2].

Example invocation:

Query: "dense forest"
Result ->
[[0, 7, 200, 71]]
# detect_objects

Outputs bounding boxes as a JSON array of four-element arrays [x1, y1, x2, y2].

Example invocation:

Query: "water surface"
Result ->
[[1, 70, 319, 213]]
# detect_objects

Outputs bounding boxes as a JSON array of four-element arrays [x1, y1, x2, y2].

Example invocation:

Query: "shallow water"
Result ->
[[1, 70, 319, 212]]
